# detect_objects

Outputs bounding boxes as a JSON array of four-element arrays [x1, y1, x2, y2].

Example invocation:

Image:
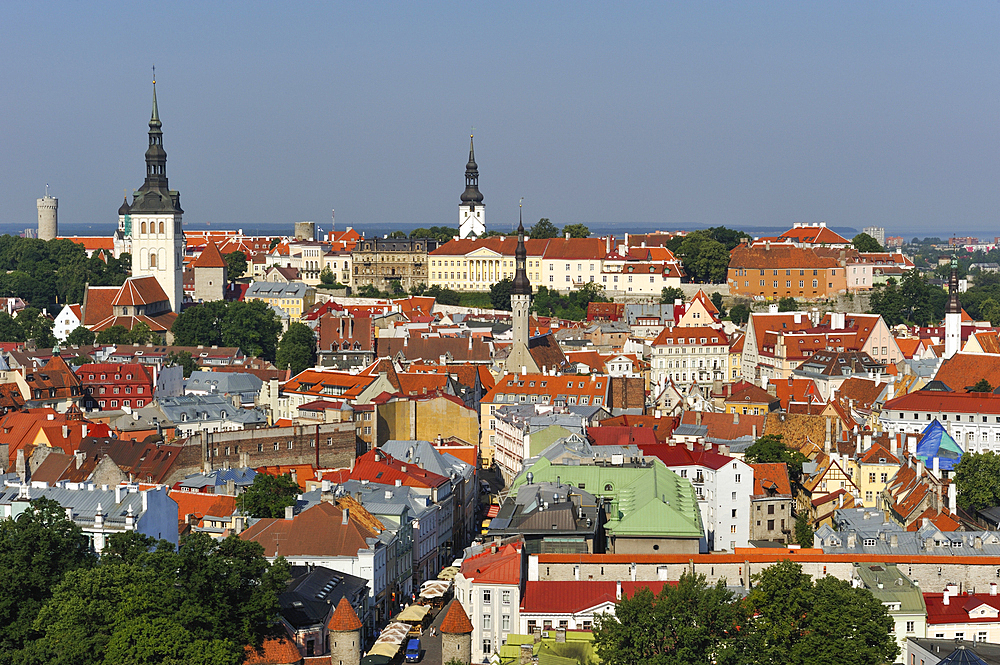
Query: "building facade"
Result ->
[[351, 238, 437, 293]]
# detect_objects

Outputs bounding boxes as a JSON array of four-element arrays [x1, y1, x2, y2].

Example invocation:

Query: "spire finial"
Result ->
[[150, 66, 161, 127]]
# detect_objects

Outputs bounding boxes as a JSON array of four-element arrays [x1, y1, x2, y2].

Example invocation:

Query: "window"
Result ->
[[483, 589, 491, 604], [906, 621, 914, 633], [979, 631, 988, 642], [863, 538, 877, 547], [502, 614, 511, 631], [767, 519, 774, 530], [732, 509, 738, 518], [735, 474, 741, 483], [502, 590, 511, 605], [483, 638, 492, 654], [767, 504, 775, 515], [482, 614, 491, 630], [731, 525, 737, 533]]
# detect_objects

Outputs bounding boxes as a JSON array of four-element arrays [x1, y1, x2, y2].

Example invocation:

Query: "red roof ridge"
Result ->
[[439, 600, 474, 634], [193, 240, 228, 268], [328, 597, 363, 632]]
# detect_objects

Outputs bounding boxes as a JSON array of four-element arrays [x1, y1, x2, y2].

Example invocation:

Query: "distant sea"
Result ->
[[7, 220, 861, 241]]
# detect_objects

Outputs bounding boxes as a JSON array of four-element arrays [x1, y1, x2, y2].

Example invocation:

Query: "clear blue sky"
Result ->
[[1, 2, 997, 236]]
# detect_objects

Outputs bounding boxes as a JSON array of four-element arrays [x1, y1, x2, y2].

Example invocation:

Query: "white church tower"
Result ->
[[944, 256, 961, 359], [123, 75, 185, 313], [459, 135, 486, 239]]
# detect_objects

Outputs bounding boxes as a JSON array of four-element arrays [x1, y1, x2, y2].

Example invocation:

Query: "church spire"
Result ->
[[511, 200, 531, 296], [460, 134, 484, 206], [947, 256, 961, 314]]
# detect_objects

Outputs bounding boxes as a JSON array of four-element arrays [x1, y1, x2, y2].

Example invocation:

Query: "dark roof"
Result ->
[[279, 565, 366, 630]]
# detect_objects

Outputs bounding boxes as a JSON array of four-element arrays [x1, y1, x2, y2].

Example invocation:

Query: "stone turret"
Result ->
[[439, 600, 474, 665], [328, 597, 362, 665]]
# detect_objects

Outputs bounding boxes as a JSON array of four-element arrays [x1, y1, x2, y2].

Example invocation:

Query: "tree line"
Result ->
[[595, 560, 898, 665], [0, 498, 288, 665]]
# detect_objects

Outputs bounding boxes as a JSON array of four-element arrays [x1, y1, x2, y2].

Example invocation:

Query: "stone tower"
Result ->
[[504, 207, 539, 374], [439, 600, 474, 665], [459, 135, 485, 239], [327, 597, 362, 665], [192, 241, 228, 303], [37, 192, 57, 241], [945, 256, 961, 359], [125, 76, 185, 313]]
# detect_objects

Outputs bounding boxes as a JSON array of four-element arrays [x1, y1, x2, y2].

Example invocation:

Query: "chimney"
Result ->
[[696, 411, 702, 425], [284, 505, 294, 520], [61, 424, 69, 439], [991, 583, 997, 596], [890, 534, 898, 548], [616, 580, 622, 600], [943, 591, 950, 605], [733, 412, 739, 424], [824, 418, 832, 454], [341, 507, 349, 524], [752, 424, 758, 439], [933, 456, 940, 475]]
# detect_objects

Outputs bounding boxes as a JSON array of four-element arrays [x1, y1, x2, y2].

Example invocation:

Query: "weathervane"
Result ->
[[152, 64, 156, 84]]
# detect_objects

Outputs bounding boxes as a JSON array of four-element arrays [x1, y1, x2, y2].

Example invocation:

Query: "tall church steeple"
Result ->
[[459, 134, 486, 239], [944, 256, 961, 358], [505, 201, 538, 375]]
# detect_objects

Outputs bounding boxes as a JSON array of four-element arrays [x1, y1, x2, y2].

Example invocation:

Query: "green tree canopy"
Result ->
[[16, 308, 56, 348], [745, 560, 898, 665], [660, 287, 684, 304], [677, 232, 730, 283], [172, 301, 281, 360], [594, 571, 745, 665], [95, 325, 131, 345], [532, 283, 609, 321], [729, 303, 751, 326], [425, 285, 461, 306], [743, 435, 808, 484], [241, 473, 301, 519], [954, 451, 1000, 510], [851, 233, 884, 253], [794, 512, 813, 547], [319, 265, 336, 285], [529, 218, 559, 239], [710, 292, 727, 318], [167, 350, 199, 378], [65, 325, 95, 346], [490, 278, 513, 311], [410, 226, 458, 243], [562, 223, 590, 238], [387, 230, 407, 239], [275, 322, 317, 376], [126, 321, 155, 345], [970, 378, 993, 393], [777, 297, 799, 312], [224, 251, 247, 281], [0, 497, 97, 656]]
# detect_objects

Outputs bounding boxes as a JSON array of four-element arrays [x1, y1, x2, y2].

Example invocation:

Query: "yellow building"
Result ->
[[848, 439, 901, 508], [245, 281, 315, 322]]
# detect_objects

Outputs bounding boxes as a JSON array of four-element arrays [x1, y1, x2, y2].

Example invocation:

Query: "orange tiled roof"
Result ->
[[439, 600, 474, 634], [244, 636, 302, 665], [652, 326, 728, 346], [750, 462, 792, 497], [82, 286, 120, 326], [730, 244, 839, 270], [112, 276, 170, 307], [328, 597, 363, 632], [193, 241, 228, 268]]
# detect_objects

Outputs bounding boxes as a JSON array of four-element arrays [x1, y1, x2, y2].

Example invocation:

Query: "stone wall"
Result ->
[[166, 422, 359, 485]]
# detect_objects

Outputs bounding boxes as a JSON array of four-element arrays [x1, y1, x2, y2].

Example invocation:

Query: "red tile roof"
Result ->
[[641, 442, 734, 471], [925, 593, 1000, 625], [112, 276, 170, 307], [170, 491, 237, 527], [588, 426, 658, 448], [598, 415, 677, 442], [652, 326, 728, 347], [520, 580, 673, 614], [460, 542, 522, 585], [885, 389, 1000, 414], [730, 244, 840, 270], [439, 601, 474, 634], [82, 286, 119, 326], [679, 411, 766, 441], [328, 597, 363, 632], [750, 463, 792, 497], [933, 353, 1000, 393], [347, 449, 449, 489], [193, 241, 227, 268], [244, 636, 303, 665], [777, 225, 850, 245], [240, 502, 380, 558]]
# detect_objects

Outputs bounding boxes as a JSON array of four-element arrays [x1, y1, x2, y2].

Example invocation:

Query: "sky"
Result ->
[[1, 2, 998, 237]]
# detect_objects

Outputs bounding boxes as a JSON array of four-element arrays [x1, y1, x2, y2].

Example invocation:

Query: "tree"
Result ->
[[173, 300, 281, 360], [490, 278, 513, 311], [65, 325, 95, 347], [0, 497, 96, 656], [594, 571, 744, 665], [126, 321, 155, 345], [954, 451, 1000, 510], [241, 473, 300, 519], [729, 303, 751, 326], [660, 287, 685, 304], [677, 232, 729, 283], [868, 277, 905, 325], [529, 218, 559, 239], [424, 285, 461, 306], [96, 325, 130, 345], [970, 378, 993, 393], [777, 297, 799, 312], [16, 308, 56, 348], [479, 230, 503, 238], [703, 226, 752, 250], [744, 560, 898, 665], [224, 251, 247, 281], [743, 435, 808, 484], [387, 230, 407, 239], [980, 298, 1000, 326], [167, 350, 199, 378], [794, 512, 813, 547], [710, 292, 726, 318], [851, 233, 883, 253], [356, 284, 382, 298], [275, 322, 316, 376], [319, 265, 336, 285], [410, 226, 458, 243], [561, 223, 590, 238]]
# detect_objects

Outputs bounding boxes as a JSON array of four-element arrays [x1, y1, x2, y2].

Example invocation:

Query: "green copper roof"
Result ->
[[510, 457, 704, 540], [854, 562, 927, 615]]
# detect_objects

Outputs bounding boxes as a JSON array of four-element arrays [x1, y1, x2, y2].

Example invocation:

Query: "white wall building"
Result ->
[[454, 542, 524, 663], [651, 326, 729, 389], [53, 304, 82, 342]]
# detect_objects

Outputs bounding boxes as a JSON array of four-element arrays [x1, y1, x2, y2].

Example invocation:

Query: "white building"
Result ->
[[53, 304, 83, 342], [650, 325, 729, 389], [454, 542, 524, 662], [0, 481, 178, 552]]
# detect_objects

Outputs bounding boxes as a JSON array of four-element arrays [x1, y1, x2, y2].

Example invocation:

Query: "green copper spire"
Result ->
[[150, 67, 161, 129]]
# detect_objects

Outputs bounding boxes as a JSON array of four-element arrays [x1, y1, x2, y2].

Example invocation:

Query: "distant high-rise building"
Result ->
[[459, 135, 485, 239], [118, 77, 185, 313], [862, 226, 884, 246], [37, 192, 57, 241]]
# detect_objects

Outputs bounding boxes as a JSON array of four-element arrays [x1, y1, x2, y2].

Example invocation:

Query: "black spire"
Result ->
[[131, 73, 182, 214], [460, 135, 484, 207], [511, 203, 531, 296], [947, 256, 961, 314]]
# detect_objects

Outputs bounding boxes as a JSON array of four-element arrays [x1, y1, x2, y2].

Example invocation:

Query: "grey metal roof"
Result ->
[[280, 564, 368, 629], [177, 467, 257, 490], [0, 481, 158, 526], [246, 281, 309, 298], [185, 371, 263, 396], [381, 440, 474, 482], [815, 515, 1000, 556], [156, 394, 267, 426]]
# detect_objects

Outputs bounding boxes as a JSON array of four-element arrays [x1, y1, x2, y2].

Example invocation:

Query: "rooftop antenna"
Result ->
[[152, 64, 155, 85], [331, 209, 335, 236], [45, 183, 49, 197]]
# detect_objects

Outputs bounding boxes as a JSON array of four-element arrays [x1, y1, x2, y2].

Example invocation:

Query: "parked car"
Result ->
[[404, 637, 421, 662]]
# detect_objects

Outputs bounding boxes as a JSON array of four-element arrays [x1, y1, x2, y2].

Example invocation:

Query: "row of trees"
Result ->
[[868, 270, 948, 326], [595, 560, 898, 665], [0, 498, 288, 665], [0, 236, 129, 309]]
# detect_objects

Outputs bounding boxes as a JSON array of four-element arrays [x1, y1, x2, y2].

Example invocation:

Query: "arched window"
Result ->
[[604, 483, 613, 492], [159, 221, 164, 234], [150, 253, 157, 268], [141, 222, 147, 234]]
